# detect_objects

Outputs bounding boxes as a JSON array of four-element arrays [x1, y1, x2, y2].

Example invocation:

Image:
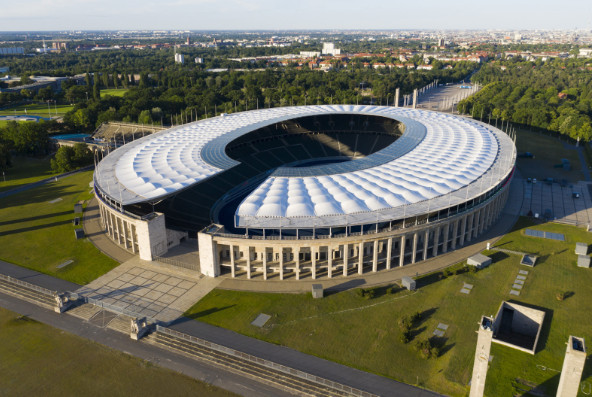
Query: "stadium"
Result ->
[[93, 105, 516, 279]]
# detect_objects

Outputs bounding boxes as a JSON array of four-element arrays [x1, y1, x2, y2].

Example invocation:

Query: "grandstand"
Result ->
[[93, 105, 516, 280]]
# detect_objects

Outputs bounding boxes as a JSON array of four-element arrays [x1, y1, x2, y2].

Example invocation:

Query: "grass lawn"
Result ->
[[186, 219, 592, 396], [101, 88, 129, 98], [0, 170, 118, 285], [0, 307, 236, 397], [0, 155, 57, 193], [515, 128, 586, 182], [0, 103, 74, 118]]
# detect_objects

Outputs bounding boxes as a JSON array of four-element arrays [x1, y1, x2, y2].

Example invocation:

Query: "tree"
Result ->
[[138, 109, 152, 124], [51, 145, 76, 172], [0, 138, 12, 172], [93, 77, 101, 101]]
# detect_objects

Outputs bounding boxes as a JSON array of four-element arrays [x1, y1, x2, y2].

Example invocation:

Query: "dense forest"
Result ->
[[459, 58, 592, 141]]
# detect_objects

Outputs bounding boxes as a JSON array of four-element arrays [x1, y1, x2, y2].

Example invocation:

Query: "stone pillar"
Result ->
[[451, 220, 459, 250], [262, 248, 268, 280], [423, 230, 429, 261], [328, 246, 333, 278], [230, 244, 236, 277], [358, 242, 363, 274], [473, 211, 480, 239], [372, 240, 378, 272], [411, 232, 418, 264], [433, 226, 440, 257], [386, 238, 392, 269], [479, 208, 486, 234], [246, 247, 252, 279], [279, 247, 284, 280], [412, 89, 418, 109], [311, 246, 317, 279], [295, 248, 301, 280], [399, 235, 406, 266], [469, 316, 494, 397], [443, 222, 450, 253], [466, 213, 474, 243], [394, 88, 400, 107], [556, 336, 587, 397], [343, 244, 349, 276], [459, 216, 467, 246]]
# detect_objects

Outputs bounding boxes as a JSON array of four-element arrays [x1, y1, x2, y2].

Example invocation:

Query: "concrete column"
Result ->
[[412, 89, 418, 109], [433, 226, 440, 257], [466, 213, 474, 242], [556, 336, 587, 397], [459, 216, 467, 246], [279, 247, 284, 280], [230, 244, 236, 278], [358, 242, 363, 274], [311, 246, 317, 279], [130, 223, 137, 253], [295, 248, 300, 280], [472, 211, 480, 239], [443, 222, 450, 253], [372, 240, 378, 272], [394, 88, 400, 107], [343, 244, 349, 276], [479, 208, 486, 234], [399, 235, 406, 266], [262, 248, 268, 280], [411, 232, 418, 264], [122, 220, 129, 249], [114, 216, 121, 244], [386, 238, 392, 269], [469, 316, 494, 397], [328, 246, 333, 278], [423, 230, 429, 261], [246, 247, 252, 279], [451, 220, 459, 250]]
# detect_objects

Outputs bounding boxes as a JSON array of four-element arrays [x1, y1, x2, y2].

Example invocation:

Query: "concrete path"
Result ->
[[83, 197, 134, 263], [0, 259, 80, 292], [76, 256, 221, 323]]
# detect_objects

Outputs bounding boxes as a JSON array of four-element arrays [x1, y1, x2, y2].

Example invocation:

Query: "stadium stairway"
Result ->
[[145, 331, 359, 397], [0, 277, 55, 309]]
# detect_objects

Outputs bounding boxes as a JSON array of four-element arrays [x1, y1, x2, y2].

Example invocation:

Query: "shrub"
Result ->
[[400, 330, 411, 344], [398, 315, 412, 331], [414, 338, 440, 359], [364, 289, 375, 299], [355, 288, 365, 298]]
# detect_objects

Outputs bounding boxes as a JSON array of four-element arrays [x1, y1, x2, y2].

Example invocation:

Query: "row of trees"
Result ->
[[458, 58, 592, 141]]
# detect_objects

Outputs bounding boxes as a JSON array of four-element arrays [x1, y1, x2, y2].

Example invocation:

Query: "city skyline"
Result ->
[[1, 0, 590, 32]]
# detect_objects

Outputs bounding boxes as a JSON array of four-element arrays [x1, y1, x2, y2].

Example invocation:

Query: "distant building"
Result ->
[[174, 53, 185, 64], [194, 57, 203, 64], [438, 38, 445, 47], [300, 51, 321, 58], [579, 48, 592, 58], [0, 66, 8, 73], [322, 42, 340, 56], [0, 47, 24, 56]]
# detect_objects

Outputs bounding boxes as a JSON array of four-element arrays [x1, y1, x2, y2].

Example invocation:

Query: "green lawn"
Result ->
[[0, 155, 57, 193], [516, 128, 586, 182], [100, 88, 129, 98], [0, 170, 118, 284], [0, 307, 236, 397], [0, 103, 74, 118], [186, 219, 592, 396]]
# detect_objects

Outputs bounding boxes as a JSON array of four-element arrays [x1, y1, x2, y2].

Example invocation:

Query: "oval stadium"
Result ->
[[93, 105, 516, 279]]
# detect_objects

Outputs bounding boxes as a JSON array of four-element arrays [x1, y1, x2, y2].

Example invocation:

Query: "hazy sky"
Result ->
[[1, 0, 590, 31]]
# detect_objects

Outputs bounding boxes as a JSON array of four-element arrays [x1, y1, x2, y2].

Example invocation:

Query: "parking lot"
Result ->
[[520, 179, 592, 226]]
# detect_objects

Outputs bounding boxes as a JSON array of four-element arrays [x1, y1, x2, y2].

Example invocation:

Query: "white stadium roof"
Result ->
[[94, 105, 516, 229]]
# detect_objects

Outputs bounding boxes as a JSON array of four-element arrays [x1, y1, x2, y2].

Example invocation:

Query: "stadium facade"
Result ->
[[94, 105, 516, 279]]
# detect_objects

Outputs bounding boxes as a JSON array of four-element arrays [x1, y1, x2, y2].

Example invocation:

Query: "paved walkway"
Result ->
[[76, 256, 221, 323], [83, 197, 134, 263]]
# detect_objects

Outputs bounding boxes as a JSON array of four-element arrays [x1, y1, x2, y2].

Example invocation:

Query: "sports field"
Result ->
[[100, 88, 129, 98], [0, 103, 74, 118]]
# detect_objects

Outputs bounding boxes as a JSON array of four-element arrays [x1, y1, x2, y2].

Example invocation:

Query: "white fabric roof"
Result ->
[[235, 108, 503, 227], [94, 106, 515, 230]]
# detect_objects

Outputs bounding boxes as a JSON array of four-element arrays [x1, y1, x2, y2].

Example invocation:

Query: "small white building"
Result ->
[[175, 53, 185, 64]]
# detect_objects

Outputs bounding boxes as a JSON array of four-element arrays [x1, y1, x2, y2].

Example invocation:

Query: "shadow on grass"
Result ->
[[489, 251, 509, 262], [430, 336, 455, 357], [507, 299, 553, 353], [185, 305, 236, 320], [416, 307, 438, 327], [0, 183, 75, 209], [410, 326, 427, 339], [0, 210, 73, 227], [0, 219, 73, 237], [513, 373, 560, 396], [325, 279, 366, 296]]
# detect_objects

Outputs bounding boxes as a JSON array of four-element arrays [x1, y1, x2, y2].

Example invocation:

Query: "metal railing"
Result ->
[[156, 325, 377, 397], [85, 296, 158, 324], [153, 256, 199, 272], [0, 274, 57, 296]]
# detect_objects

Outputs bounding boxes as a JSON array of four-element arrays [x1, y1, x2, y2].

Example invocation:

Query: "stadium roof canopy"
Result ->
[[94, 105, 515, 229]]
